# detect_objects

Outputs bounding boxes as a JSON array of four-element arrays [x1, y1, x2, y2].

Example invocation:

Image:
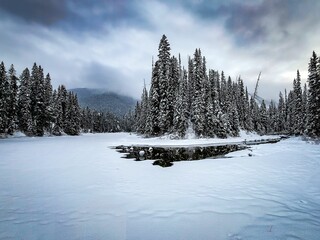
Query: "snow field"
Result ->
[[0, 133, 319, 240]]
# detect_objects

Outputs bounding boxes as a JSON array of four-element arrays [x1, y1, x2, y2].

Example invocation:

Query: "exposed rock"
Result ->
[[115, 144, 247, 167], [153, 160, 173, 167], [114, 138, 281, 167]]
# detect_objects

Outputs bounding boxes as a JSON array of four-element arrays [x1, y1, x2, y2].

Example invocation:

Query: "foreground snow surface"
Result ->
[[0, 133, 320, 240]]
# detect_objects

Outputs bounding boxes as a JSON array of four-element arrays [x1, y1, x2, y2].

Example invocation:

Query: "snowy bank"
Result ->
[[0, 133, 319, 240]]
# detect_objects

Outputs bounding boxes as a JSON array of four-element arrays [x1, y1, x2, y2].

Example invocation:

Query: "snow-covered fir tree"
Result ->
[[301, 83, 308, 130], [236, 77, 246, 129], [146, 60, 161, 135], [191, 49, 206, 137], [17, 68, 33, 135], [0, 62, 9, 134], [7, 64, 18, 134], [250, 96, 259, 132], [43, 73, 53, 133], [158, 34, 171, 134], [244, 87, 254, 131], [276, 91, 286, 133], [292, 70, 303, 135], [137, 84, 148, 133], [64, 92, 81, 135], [30, 64, 46, 136], [168, 56, 180, 129], [80, 107, 92, 133], [259, 100, 268, 134], [286, 90, 295, 134], [52, 85, 68, 135], [203, 70, 215, 137], [306, 51, 320, 137], [268, 100, 277, 133], [173, 69, 189, 137]]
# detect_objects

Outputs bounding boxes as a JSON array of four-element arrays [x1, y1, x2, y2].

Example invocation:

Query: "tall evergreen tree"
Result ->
[[209, 70, 227, 137], [268, 100, 277, 134], [191, 49, 206, 137], [64, 92, 81, 135], [43, 73, 53, 133], [286, 90, 295, 134], [229, 101, 240, 136], [250, 96, 259, 132], [0, 62, 9, 134], [167, 56, 179, 129], [236, 77, 246, 129], [146, 61, 161, 135], [204, 71, 215, 137], [220, 71, 227, 112], [158, 34, 171, 133], [277, 91, 286, 133], [52, 89, 62, 135], [293, 70, 303, 135], [7, 64, 18, 134], [301, 83, 308, 131], [306, 51, 320, 137], [243, 87, 253, 131], [188, 56, 194, 111], [222, 76, 234, 135], [284, 89, 289, 132], [52, 85, 68, 135], [17, 68, 33, 135], [30, 63, 46, 136], [137, 84, 148, 133], [259, 100, 268, 134], [173, 69, 189, 137]]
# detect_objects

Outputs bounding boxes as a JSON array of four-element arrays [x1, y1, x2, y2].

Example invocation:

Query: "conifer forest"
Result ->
[[1, 35, 320, 139], [134, 35, 320, 138], [0, 63, 124, 137]]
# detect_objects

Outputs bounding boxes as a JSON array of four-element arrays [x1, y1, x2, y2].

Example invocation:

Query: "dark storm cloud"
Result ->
[[1, 0, 320, 101], [221, 0, 320, 44], [0, 0, 68, 25], [64, 0, 148, 32], [0, 0, 146, 31], [158, 0, 268, 43], [168, 0, 320, 45], [220, 2, 268, 44]]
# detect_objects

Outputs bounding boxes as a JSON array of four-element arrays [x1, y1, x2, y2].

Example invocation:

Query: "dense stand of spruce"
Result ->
[[135, 35, 320, 138], [1, 35, 319, 139], [0, 62, 123, 137]]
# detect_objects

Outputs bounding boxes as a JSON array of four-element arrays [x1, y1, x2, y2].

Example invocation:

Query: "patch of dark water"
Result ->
[[113, 137, 283, 167], [114, 144, 248, 167]]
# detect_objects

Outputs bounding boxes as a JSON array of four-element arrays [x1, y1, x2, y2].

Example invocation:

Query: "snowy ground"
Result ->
[[0, 133, 319, 240]]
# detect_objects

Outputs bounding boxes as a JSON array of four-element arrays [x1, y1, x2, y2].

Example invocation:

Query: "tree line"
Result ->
[[0, 62, 123, 137], [134, 35, 320, 138]]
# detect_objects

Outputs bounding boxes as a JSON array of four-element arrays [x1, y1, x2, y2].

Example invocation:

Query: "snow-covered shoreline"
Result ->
[[1, 133, 319, 240], [107, 130, 282, 147]]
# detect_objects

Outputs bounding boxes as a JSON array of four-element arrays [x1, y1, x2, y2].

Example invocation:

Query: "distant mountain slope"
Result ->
[[70, 88, 137, 116]]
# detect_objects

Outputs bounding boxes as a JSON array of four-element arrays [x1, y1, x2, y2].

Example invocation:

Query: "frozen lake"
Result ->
[[0, 133, 320, 239]]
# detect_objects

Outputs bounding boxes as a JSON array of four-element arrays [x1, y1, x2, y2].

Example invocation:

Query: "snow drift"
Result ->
[[0, 133, 319, 239]]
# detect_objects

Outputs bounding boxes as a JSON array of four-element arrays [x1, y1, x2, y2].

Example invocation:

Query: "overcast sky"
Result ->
[[1, 0, 320, 100]]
